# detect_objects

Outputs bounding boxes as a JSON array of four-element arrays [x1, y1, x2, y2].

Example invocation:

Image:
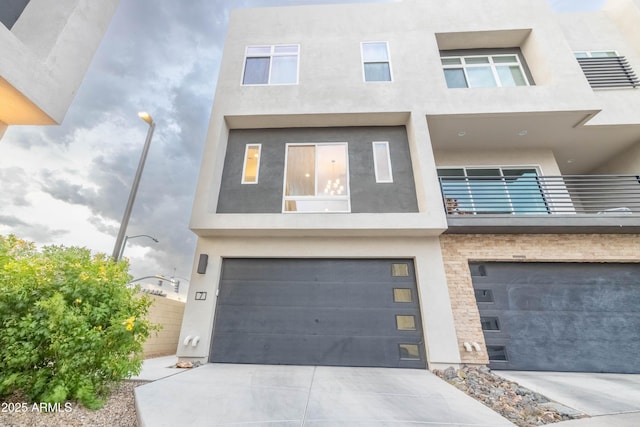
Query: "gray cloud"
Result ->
[[0, 214, 67, 242], [0, 167, 31, 206]]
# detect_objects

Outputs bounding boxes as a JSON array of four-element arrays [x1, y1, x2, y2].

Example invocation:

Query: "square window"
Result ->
[[391, 263, 409, 277], [474, 289, 494, 303], [396, 315, 416, 331], [487, 345, 508, 361], [242, 144, 261, 184], [243, 45, 299, 85], [399, 344, 420, 360], [362, 42, 392, 82], [283, 143, 350, 212], [469, 264, 487, 277], [480, 316, 500, 331], [393, 288, 413, 303]]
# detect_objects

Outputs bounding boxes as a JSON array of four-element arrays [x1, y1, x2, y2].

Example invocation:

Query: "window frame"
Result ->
[[241, 44, 300, 86], [441, 53, 530, 88], [361, 41, 393, 82], [241, 143, 262, 184], [574, 50, 618, 58], [372, 141, 394, 183], [282, 142, 351, 213]]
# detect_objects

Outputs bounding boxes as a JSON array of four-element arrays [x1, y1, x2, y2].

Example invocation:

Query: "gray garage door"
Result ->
[[471, 262, 640, 373], [210, 259, 426, 368]]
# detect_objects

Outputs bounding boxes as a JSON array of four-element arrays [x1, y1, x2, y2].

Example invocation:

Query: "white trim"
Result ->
[[241, 143, 261, 184], [282, 142, 351, 213], [361, 41, 393, 82], [372, 141, 393, 183]]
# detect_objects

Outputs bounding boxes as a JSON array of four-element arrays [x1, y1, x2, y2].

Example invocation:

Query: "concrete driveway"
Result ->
[[135, 363, 514, 426], [496, 371, 640, 427]]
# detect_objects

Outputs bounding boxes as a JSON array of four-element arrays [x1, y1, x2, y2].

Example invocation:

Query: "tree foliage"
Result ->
[[0, 235, 154, 409]]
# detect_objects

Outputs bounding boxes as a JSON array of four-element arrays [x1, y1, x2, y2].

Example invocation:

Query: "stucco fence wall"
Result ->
[[142, 294, 185, 358], [440, 233, 640, 365]]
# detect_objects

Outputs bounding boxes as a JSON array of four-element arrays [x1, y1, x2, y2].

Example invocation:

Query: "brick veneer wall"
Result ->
[[142, 295, 185, 358], [439, 234, 640, 365]]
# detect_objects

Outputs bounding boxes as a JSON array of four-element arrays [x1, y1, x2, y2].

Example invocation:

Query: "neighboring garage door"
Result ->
[[471, 262, 640, 373], [210, 259, 426, 368]]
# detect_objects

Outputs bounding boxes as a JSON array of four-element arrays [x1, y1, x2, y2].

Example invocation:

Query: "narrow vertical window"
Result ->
[[242, 144, 261, 184], [362, 42, 392, 82], [373, 141, 393, 183]]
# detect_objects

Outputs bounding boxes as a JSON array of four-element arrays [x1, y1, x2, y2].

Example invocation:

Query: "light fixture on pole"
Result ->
[[118, 234, 159, 260], [112, 112, 156, 261]]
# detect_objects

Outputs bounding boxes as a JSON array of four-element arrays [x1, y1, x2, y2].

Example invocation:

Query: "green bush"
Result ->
[[0, 235, 154, 409]]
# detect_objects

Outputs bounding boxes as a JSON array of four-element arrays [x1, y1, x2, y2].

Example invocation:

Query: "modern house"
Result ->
[[0, 0, 120, 139], [178, 0, 640, 374]]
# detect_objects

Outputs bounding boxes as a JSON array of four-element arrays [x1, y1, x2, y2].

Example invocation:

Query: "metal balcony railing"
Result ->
[[439, 174, 640, 216]]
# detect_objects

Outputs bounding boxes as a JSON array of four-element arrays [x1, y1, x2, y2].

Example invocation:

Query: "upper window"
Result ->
[[574, 51, 617, 58], [574, 51, 639, 89], [242, 45, 299, 85], [283, 143, 350, 213], [241, 144, 261, 184], [441, 54, 530, 88], [361, 42, 392, 82]]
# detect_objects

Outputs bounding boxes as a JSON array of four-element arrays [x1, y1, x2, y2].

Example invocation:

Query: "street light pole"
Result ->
[[118, 234, 159, 261], [112, 112, 156, 261]]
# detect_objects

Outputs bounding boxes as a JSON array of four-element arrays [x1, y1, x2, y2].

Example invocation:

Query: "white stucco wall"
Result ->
[[434, 148, 563, 176], [0, 0, 120, 129], [190, 0, 615, 233], [557, 1, 640, 126]]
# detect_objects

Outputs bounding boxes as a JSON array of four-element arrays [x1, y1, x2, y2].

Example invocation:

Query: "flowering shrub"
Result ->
[[0, 235, 154, 409]]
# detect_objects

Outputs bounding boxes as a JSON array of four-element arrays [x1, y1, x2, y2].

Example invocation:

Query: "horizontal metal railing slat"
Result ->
[[440, 174, 640, 215]]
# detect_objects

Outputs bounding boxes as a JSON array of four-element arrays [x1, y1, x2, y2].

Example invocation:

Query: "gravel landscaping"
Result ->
[[0, 380, 148, 427], [433, 365, 588, 427]]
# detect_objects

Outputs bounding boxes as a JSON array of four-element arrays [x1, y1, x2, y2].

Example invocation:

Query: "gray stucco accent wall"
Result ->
[[217, 126, 418, 213]]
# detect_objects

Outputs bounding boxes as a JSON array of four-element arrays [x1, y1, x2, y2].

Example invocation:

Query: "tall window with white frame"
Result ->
[[372, 141, 393, 183], [441, 54, 529, 88], [361, 42, 392, 82], [241, 144, 261, 184], [283, 143, 350, 213], [242, 45, 299, 85]]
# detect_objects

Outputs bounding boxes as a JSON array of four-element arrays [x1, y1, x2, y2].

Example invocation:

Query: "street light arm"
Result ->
[[118, 234, 159, 261]]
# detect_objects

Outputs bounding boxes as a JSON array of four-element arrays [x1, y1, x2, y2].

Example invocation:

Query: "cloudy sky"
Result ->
[[0, 0, 606, 297]]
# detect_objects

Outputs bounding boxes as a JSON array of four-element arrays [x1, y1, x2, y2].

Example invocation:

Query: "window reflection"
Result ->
[[284, 143, 350, 212]]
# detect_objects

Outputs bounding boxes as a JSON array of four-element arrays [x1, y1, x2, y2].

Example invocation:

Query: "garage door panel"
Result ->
[[493, 337, 637, 373], [211, 258, 425, 368], [503, 284, 639, 311], [476, 263, 639, 286], [221, 259, 416, 283], [213, 306, 422, 336], [218, 280, 420, 309], [472, 262, 640, 373], [495, 311, 638, 340], [211, 334, 425, 368]]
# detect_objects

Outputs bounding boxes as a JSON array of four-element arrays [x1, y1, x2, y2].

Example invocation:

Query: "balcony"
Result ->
[[439, 174, 640, 234]]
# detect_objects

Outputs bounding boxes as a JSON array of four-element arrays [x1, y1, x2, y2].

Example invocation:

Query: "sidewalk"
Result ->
[[131, 355, 182, 381]]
